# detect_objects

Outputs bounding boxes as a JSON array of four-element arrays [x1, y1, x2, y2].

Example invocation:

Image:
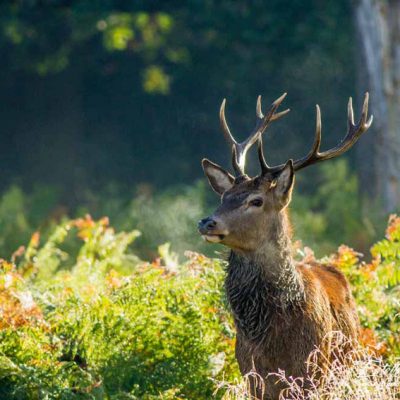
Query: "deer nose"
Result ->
[[198, 217, 217, 233]]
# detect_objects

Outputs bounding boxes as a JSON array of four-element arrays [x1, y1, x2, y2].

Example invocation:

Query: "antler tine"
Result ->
[[256, 95, 270, 175], [230, 146, 242, 176], [219, 99, 237, 146], [291, 92, 373, 172], [295, 104, 322, 167], [219, 93, 289, 176], [256, 94, 290, 174], [257, 93, 289, 121], [256, 95, 263, 118], [257, 137, 271, 175], [347, 96, 355, 127], [220, 99, 245, 175]]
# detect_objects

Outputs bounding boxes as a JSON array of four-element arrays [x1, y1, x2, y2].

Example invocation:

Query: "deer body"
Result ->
[[226, 211, 359, 399], [198, 93, 372, 399]]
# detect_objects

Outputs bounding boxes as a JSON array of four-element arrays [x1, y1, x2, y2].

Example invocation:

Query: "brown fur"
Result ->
[[229, 241, 359, 399], [200, 170, 360, 400]]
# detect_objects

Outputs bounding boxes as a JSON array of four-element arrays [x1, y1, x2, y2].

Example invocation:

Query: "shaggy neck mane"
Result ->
[[225, 210, 305, 344]]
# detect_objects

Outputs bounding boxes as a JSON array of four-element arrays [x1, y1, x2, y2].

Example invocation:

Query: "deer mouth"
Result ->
[[201, 234, 226, 243]]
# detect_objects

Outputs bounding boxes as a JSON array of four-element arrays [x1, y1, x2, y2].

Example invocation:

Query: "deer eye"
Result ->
[[249, 198, 263, 207]]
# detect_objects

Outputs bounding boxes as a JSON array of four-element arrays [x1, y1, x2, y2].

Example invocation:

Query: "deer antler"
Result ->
[[220, 93, 289, 176], [258, 92, 373, 176]]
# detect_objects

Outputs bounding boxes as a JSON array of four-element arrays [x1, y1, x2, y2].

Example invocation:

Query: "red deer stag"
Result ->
[[198, 93, 373, 399]]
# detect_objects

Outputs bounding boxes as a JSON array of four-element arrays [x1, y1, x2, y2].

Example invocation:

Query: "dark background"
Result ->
[[0, 0, 355, 205]]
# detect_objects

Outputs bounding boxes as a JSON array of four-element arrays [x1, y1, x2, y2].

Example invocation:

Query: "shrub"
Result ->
[[333, 215, 400, 361], [0, 216, 237, 399]]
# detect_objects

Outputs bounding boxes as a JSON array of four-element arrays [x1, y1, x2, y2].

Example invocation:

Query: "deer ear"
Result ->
[[273, 159, 295, 208], [202, 159, 235, 195]]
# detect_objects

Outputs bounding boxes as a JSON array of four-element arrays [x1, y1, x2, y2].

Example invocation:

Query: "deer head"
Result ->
[[198, 93, 373, 252]]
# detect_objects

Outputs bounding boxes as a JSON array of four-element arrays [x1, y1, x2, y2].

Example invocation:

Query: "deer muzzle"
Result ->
[[198, 217, 229, 243]]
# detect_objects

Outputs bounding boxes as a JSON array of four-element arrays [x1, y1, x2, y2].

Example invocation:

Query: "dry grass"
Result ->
[[214, 371, 265, 400], [215, 333, 400, 400]]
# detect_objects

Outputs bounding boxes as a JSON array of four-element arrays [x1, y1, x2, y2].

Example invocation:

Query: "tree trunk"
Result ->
[[354, 0, 400, 213]]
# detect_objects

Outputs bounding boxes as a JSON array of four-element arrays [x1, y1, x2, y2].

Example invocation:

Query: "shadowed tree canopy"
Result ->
[[0, 0, 355, 205]]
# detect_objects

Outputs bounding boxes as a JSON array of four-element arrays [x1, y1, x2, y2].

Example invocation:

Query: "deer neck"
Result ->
[[225, 210, 305, 343]]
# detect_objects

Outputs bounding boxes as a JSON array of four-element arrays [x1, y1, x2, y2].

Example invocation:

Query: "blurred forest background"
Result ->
[[0, 0, 399, 259]]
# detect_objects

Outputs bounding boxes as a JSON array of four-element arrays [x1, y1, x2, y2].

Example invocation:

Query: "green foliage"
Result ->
[[0, 217, 237, 399], [0, 210, 399, 399], [311, 160, 366, 245], [291, 160, 377, 256], [0, 185, 60, 259], [142, 65, 171, 94], [331, 216, 400, 361]]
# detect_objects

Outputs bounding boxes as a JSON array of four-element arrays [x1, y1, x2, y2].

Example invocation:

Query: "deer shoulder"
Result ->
[[298, 261, 360, 338]]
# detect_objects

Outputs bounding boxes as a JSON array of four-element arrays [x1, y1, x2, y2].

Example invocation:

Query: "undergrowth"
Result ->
[[0, 211, 398, 398]]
